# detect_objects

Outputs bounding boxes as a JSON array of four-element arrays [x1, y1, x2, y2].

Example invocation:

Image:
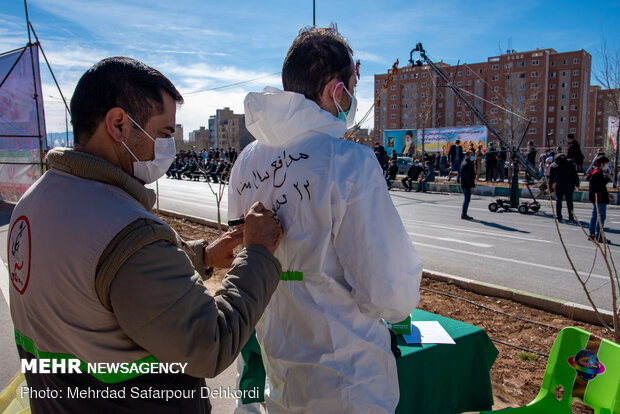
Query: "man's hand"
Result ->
[[204, 226, 244, 268], [244, 202, 283, 254]]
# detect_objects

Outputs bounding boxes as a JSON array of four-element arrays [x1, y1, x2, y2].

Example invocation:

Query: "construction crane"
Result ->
[[409, 43, 545, 214]]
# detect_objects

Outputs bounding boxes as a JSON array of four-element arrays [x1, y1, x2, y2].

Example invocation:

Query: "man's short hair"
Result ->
[[70, 57, 183, 145], [595, 156, 609, 166], [455, 140, 461, 144], [405, 130, 413, 137], [568, 133, 575, 140], [282, 26, 354, 103]]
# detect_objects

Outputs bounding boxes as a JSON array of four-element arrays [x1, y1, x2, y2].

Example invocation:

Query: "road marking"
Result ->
[[411, 240, 610, 281], [408, 233, 493, 248]]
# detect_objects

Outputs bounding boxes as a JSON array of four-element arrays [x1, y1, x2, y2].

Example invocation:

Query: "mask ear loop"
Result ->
[[332, 82, 346, 114], [126, 114, 155, 142]]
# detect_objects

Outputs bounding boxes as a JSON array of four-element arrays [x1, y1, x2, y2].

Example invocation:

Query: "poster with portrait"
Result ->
[[417, 126, 488, 155], [383, 129, 416, 155], [607, 117, 619, 153]]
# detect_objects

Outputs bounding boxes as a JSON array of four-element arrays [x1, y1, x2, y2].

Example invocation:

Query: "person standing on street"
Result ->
[[8, 57, 283, 414], [228, 26, 422, 414], [447, 139, 463, 182], [567, 133, 584, 173], [475, 144, 484, 181], [587, 156, 612, 242], [497, 142, 507, 182], [485, 142, 497, 182], [460, 150, 476, 220], [549, 153, 580, 221]]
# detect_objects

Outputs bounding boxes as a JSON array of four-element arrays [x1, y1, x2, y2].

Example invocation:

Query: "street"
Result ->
[[150, 177, 620, 313]]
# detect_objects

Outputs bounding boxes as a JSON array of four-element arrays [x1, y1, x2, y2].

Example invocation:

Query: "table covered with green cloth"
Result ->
[[396, 309, 498, 414], [238, 309, 498, 413]]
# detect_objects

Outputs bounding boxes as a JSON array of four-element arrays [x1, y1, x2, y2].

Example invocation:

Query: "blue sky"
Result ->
[[1, 0, 618, 138]]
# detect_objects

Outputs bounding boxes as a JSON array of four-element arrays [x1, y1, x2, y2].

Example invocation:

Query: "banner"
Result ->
[[383, 129, 416, 155], [0, 45, 47, 201], [384, 126, 487, 156], [607, 116, 619, 153]]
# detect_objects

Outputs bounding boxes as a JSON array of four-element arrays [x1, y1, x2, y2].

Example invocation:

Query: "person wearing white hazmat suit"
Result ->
[[228, 26, 423, 414]]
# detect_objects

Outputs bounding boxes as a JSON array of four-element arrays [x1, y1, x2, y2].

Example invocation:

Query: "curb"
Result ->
[[155, 208, 615, 328], [156, 208, 228, 231], [423, 269, 615, 327]]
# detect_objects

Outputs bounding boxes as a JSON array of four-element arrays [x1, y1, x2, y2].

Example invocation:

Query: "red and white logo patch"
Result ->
[[8, 216, 31, 295]]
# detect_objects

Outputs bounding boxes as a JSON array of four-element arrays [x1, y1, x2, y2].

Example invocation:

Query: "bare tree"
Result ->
[[415, 68, 436, 156], [595, 39, 620, 187]]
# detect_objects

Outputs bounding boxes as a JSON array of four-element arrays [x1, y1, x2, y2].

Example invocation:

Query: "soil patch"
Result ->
[[159, 213, 615, 413]]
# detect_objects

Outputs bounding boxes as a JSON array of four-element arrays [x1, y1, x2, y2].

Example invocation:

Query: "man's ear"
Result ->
[[322, 78, 344, 104], [105, 107, 128, 143]]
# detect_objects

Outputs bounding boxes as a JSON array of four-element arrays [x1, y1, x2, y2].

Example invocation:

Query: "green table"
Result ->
[[396, 309, 498, 414], [238, 310, 498, 413]]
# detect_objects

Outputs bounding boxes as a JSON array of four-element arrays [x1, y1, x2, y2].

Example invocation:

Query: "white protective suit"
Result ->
[[228, 87, 423, 414]]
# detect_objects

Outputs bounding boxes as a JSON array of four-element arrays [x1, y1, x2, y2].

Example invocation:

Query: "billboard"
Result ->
[[383, 129, 416, 155], [607, 116, 619, 153], [384, 126, 487, 156], [0, 45, 47, 201]]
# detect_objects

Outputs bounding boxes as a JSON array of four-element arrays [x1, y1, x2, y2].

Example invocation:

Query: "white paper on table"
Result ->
[[402, 321, 456, 345]]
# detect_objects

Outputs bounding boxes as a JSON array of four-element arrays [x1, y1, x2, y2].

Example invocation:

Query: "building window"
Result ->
[[529, 128, 537, 134], [552, 61, 556, 66], [457, 101, 462, 107], [531, 94, 538, 100], [421, 92, 426, 98], [391, 95, 396, 100], [438, 103, 443, 108], [573, 70, 580, 75], [549, 95, 555, 101], [403, 114, 409, 119], [562, 71, 568, 76], [549, 106, 555, 112], [376, 80, 380, 84], [504, 63, 513, 69], [390, 104, 396, 109], [466, 111, 471, 116], [569, 127, 577, 133], [478, 69, 483, 74], [519, 84, 526, 90], [573, 58, 580, 64], [572, 82, 579, 87], [560, 116, 566, 122], [548, 117, 555, 123], [571, 93, 578, 99], [531, 117, 538, 122], [561, 82, 567, 88], [456, 81, 462, 86], [505, 74, 514, 80], [421, 72, 427, 78], [491, 119, 498, 124], [530, 105, 537, 111], [563, 59, 568, 64], [518, 96, 526, 101], [560, 105, 566, 111], [492, 75, 499, 81], [421, 82, 427, 87], [490, 108, 498, 114], [506, 97, 512, 102], [517, 61, 526, 67], [531, 82, 538, 88], [518, 73, 526, 78], [391, 123, 396, 128], [550, 84, 556, 89], [390, 114, 396, 119], [561, 94, 567, 99], [391, 85, 397, 90], [491, 97, 499, 103], [467, 80, 472, 85], [551, 72, 557, 78], [532, 59, 539, 65], [457, 71, 462, 76], [531, 71, 539, 77], [457, 112, 462, 117], [493, 86, 499, 92], [571, 105, 578, 110], [570, 116, 577, 122], [456, 121, 462, 126]]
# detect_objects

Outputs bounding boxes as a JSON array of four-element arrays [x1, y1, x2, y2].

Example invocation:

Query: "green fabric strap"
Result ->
[[15, 329, 159, 384], [280, 271, 303, 281]]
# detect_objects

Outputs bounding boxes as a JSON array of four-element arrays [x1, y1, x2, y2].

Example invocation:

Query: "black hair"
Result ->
[[595, 156, 609, 167], [568, 133, 575, 139], [405, 130, 413, 137], [282, 26, 354, 103], [70, 57, 183, 145]]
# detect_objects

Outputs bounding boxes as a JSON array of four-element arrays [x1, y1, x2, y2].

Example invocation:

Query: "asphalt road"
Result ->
[[150, 177, 620, 312]]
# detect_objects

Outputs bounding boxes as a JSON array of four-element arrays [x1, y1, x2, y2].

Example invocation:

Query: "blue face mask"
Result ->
[[333, 82, 357, 128], [470, 155, 475, 161]]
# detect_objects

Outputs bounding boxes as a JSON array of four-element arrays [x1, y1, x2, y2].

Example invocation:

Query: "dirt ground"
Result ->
[[159, 213, 615, 413]]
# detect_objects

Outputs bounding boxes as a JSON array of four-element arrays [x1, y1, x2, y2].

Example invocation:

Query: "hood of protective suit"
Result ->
[[244, 86, 346, 147]]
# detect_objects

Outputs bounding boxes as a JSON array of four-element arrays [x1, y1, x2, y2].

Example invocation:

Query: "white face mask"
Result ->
[[332, 81, 357, 128], [122, 114, 176, 184]]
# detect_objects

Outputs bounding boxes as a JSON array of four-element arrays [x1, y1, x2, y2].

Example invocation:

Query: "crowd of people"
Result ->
[[375, 135, 614, 237], [165, 147, 238, 183]]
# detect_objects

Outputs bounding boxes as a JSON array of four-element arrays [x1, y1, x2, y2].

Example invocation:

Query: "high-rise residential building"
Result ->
[[374, 48, 595, 157], [590, 88, 620, 157], [173, 123, 184, 150], [189, 126, 210, 151], [207, 107, 254, 151]]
